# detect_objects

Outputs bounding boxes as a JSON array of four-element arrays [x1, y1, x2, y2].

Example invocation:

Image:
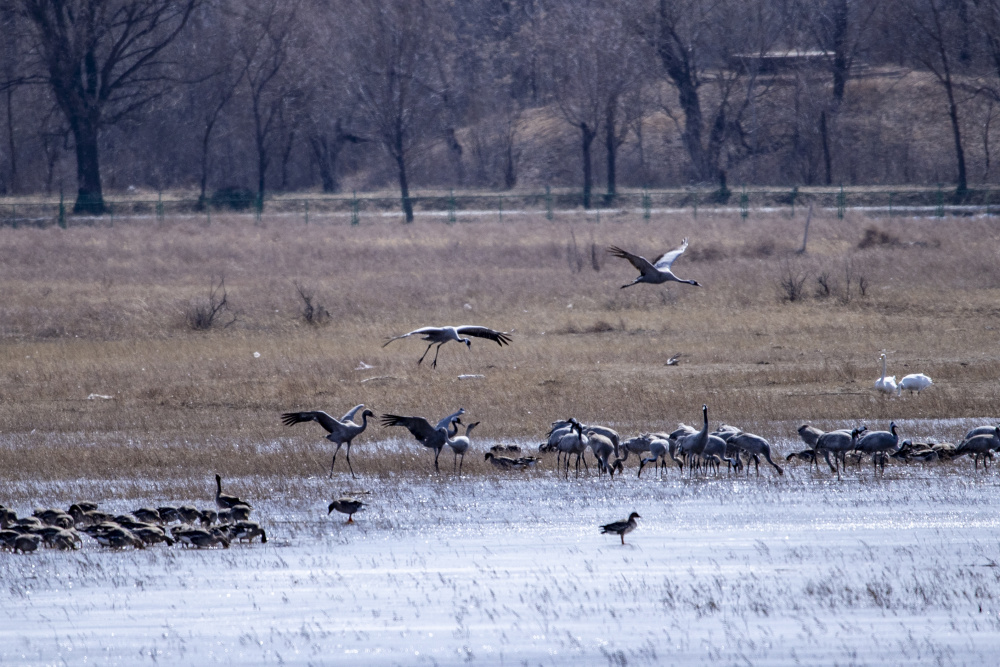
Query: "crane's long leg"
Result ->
[[431, 343, 444, 369], [434, 446, 442, 471], [417, 343, 435, 365], [345, 442, 356, 479], [458, 453, 464, 474], [330, 443, 344, 478]]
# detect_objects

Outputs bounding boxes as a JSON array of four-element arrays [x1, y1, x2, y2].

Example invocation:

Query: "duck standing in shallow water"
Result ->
[[600, 512, 640, 545]]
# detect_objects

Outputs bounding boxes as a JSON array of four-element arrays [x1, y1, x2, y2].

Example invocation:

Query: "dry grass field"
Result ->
[[2, 208, 999, 493]]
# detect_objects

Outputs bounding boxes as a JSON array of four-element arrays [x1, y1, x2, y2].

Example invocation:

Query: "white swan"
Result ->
[[874, 353, 897, 395], [897, 372, 933, 395]]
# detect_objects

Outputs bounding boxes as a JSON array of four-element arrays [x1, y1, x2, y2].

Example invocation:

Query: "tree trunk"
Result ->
[[580, 122, 596, 209], [256, 138, 268, 202], [395, 151, 413, 223], [503, 138, 517, 190], [70, 115, 104, 215], [831, 0, 849, 103], [604, 101, 617, 205], [944, 76, 967, 196], [5, 88, 16, 194], [820, 110, 833, 186], [310, 135, 338, 193], [199, 120, 215, 205]]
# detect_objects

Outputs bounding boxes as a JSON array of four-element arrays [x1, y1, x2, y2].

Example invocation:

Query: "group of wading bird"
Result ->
[[3, 241, 968, 551], [281, 239, 970, 545]]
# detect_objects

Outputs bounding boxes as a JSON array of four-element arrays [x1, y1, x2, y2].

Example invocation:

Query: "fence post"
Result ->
[[642, 190, 651, 220], [58, 190, 66, 229], [888, 191, 894, 217], [11, 204, 15, 229], [351, 190, 360, 226], [545, 185, 553, 220], [790, 186, 798, 216], [157, 191, 164, 222], [692, 189, 698, 219], [255, 192, 263, 223], [936, 184, 944, 217], [740, 187, 749, 220], [498, 194, 503, 222], [837, 185, 846, 219], [448, 189, 457, 223], [304, 199, 309, 225]]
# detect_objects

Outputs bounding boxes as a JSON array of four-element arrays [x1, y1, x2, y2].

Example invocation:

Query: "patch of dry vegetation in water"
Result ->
[[2, 210, 1000, 486]]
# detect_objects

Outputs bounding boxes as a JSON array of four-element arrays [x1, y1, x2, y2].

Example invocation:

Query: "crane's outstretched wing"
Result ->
[[454, 326, 512, 346], [436, 407, 465, 431], [380, 414, 439, 445], [382, 327, 443, 347], [607, 246, 657, 278], [652, 238, 689, 270], [281, 411, 344, 435], [340, 404, 366, 422]]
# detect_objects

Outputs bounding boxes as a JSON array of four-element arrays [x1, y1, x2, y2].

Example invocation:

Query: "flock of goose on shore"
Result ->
[[4, 240, 991, 552], [0, 475, 270, 553]]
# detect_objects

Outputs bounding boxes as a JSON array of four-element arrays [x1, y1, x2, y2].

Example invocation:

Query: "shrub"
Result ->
[[186, 277, 236, 330]]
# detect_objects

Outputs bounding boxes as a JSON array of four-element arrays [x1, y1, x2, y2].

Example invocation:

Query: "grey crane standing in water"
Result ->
[[607, 239, 701, 289], [726, 432, 784, 477], [381, 409, 464, 471], [855, 422, 900, 475], [382, 325, 512, 368], [281, 404, 374, 478]]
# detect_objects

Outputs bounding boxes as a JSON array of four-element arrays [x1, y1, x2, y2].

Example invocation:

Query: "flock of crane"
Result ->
[[282, 397, 998, 483], [5, 239, 991, 554]]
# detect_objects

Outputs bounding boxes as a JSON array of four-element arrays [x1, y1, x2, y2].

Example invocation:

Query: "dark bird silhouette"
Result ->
[[600, 511, 640, 545]]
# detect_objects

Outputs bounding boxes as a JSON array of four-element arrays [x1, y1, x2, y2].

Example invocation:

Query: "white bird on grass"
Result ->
[[897, 372, 933, 395], [383, 325, 512, 368], [874, 353, 897, 395], [607, 239, 701, 289]]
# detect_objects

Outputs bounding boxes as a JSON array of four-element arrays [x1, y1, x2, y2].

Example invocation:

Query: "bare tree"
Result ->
[[185, 6, 244, 207], [340, 0, 441, 222], [541, 1, 644, 208], [798, 0, 884, 184], [299, 11, 368, 193], [16, 0, 198, 214], [234, 0, 303, 202], [638, 0, 753, 187], [900, 0, 970, 196]]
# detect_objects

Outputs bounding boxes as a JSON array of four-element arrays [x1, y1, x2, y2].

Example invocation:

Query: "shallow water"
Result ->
[[3, 465, 1000, 665]]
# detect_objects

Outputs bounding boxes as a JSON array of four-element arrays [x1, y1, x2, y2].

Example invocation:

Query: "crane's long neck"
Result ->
[[700, 406, 709, 437]]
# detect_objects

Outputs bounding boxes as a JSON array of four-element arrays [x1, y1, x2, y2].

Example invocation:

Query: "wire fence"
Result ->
[[2, 185, 998, 228]]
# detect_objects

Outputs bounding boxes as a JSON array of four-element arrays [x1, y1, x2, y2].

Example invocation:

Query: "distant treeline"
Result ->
[[2, 0, 1000, 218]]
